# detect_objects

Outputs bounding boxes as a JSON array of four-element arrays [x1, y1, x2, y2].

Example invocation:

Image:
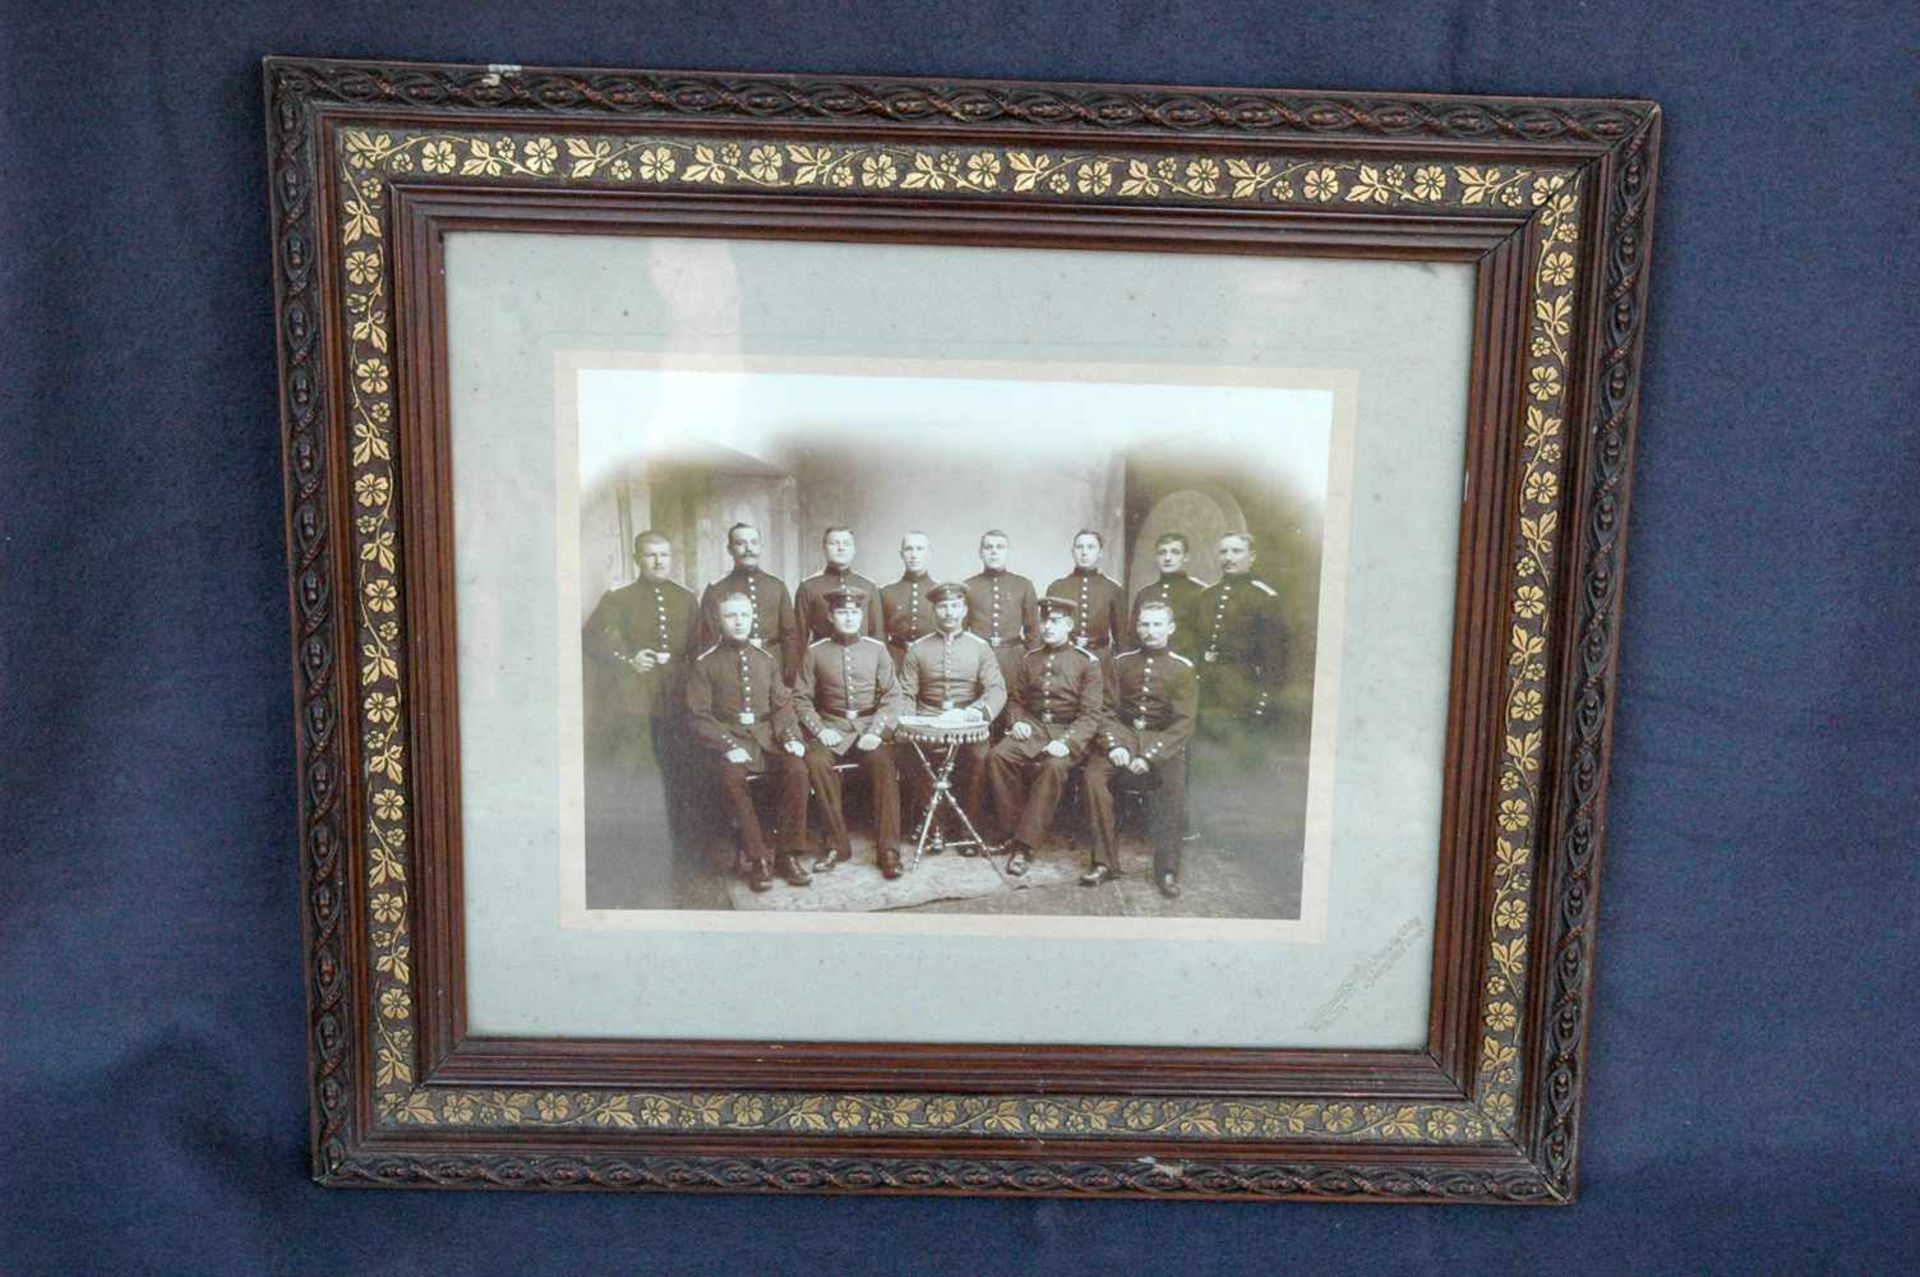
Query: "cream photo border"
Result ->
[[552, 353, 1355, 943]]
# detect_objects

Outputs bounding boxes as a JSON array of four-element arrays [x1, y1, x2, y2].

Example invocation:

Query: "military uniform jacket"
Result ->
[[963, 569, 1040, 651], [1006, 641, 1105, 755], [794, 635, 907, 756], [581, 576, 697, 717], [1098, 646, 1198, 766], [879, 572, 938, 655], [1047, 567, 1128, 657], [793, 566, 882, 642], [685, 638, 802, 758], [900, 629, 1008, 720], [1197, 574, 1285, 716], [697, 567, 800, 679], [1130, 571, 1210, 661]]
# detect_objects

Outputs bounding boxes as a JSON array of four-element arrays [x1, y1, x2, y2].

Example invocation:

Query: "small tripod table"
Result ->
[[896, 715, 993, 871]]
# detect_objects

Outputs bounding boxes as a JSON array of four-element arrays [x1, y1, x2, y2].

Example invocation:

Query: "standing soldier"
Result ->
[[1130, 531, 1210, 663], [1082, 601, 1198, 897], [697, 522, 801, 683], [984, 596, 1104, 877], [964, 529, 1041, 696], [686, 594, 813, 892], [880, 530, 939, 666], [1195, 532, 1286, 741], [793, 587, 909, 879], [1191, 532, 1287, 867], [794, 526, 881, 643], [1047, 529, 1128, 661], [581, 530, 701, 880], [898, 582, 1007, 850]]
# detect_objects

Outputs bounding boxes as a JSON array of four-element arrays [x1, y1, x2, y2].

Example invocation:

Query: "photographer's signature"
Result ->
[[1306, 916, 1425, 1031]]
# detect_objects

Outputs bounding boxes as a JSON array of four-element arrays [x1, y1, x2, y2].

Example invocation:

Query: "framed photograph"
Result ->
[[266, 57, 1660, 1200]]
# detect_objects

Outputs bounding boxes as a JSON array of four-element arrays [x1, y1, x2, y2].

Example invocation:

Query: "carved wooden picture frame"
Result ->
[[265, 57, 1659, 1201]]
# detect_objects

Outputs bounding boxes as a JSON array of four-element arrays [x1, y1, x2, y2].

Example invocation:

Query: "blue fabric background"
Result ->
[[3, 2, 1914, 1271]]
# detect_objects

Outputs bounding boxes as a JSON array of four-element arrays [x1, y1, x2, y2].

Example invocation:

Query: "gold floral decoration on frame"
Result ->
[[335, 126, 1578, 1142]]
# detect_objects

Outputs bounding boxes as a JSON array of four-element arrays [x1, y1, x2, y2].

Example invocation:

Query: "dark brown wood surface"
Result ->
[[266, 57, 1660, 1201]]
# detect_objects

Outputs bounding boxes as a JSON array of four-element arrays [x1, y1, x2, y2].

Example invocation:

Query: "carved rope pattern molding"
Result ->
[[272, 60, 1648, 144], [1531, 106, 1661, 1197], [267, 58, 1657, 1199], [331, 1153, 1556, 1202], [268, 68, 359, 1178]]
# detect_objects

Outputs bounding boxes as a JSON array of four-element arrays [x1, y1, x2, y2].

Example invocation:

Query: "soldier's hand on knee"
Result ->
[[1127, 757, 1150, 776], [725, 747, 752, 765], [1108, 747, 1132, 768], [856, 733, 883, 751], [817, 727, 845, 749], [1043, 740, 1069, 758], [783, 740, 806, 757], [1011, 721, 1034, 741]]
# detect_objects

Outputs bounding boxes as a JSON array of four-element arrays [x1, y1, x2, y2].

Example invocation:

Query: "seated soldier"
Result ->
[[898, 581, 1006, 853], [1082, 600, 1198, 898], [794, 586, 909, 879], [985, 595, 1103, 877], [685, 593, 812, 892]]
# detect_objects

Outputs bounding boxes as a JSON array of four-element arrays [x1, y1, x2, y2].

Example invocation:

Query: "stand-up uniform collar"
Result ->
[[1073, 565, 1100, 576]]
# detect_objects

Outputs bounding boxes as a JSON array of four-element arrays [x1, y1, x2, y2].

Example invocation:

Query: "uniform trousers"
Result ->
[[803, 741, 902, 856], [647, 713, 703, 858], [702, 748, 809, 864], [984, 737, 1080, 848], [1084, 751, 1189, 877]]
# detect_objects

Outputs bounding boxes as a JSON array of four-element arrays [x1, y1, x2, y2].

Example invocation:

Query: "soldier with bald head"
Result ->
[[880, 530, 939, 666]]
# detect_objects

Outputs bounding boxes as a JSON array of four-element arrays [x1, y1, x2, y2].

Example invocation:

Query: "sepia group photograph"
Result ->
[[568, 357, 1347, 933]]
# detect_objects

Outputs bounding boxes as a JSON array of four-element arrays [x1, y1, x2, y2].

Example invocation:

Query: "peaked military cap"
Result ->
[[824, 585, 869, 609], [926, 581, 969, 605]]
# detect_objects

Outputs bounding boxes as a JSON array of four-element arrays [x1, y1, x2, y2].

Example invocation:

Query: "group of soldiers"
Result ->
[[584, 521, 1284, 899]]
